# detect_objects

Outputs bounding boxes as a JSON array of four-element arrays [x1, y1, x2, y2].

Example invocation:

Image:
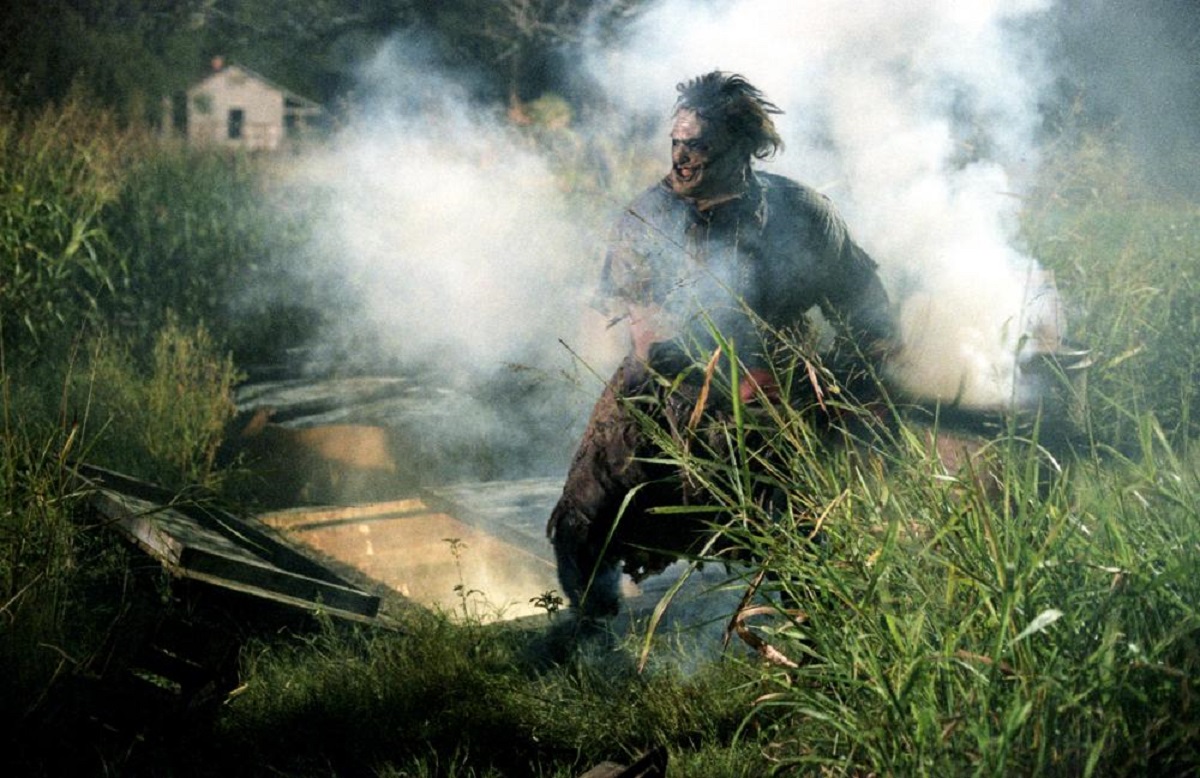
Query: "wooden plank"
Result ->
[[178, 545, 380, 615], [85, 477, 380, 619], [76, 463, 361, 588], [263, 499, 435, 532], [261, 498, 559, 619]]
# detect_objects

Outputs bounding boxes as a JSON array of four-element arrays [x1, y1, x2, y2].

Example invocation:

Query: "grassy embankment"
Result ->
[[2, 96, 1197, 776]]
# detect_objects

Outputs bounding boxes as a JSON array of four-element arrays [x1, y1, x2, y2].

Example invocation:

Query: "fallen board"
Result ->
[[77, 463, 381, 621], [260, 492, 561, 621], [260, 477, 749, 635]]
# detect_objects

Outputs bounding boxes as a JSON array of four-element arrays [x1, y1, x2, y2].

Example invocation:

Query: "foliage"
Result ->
[[1, 91, 329, 364], [0, 0, 663, 131], [660, 391, 1200, 775], [101, 146, 328, 361], [0, 316, 241, 769], [0, 351, 164, 755], [0, 90, 143, 357], [430, 0, 596, 109], [0, 381, 84, 722], [208, 611, 762, 777], [0, 0, 211, 125], [1024, 132, 1200, 451], [72, 316, 242, 490], [0, 89, 1198, 776]]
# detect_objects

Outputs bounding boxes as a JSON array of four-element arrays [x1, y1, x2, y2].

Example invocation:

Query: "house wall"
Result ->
[[187, 66, 285, 151]]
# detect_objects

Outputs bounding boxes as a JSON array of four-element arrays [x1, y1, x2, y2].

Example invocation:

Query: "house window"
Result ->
[[228, 108, 244, 140]]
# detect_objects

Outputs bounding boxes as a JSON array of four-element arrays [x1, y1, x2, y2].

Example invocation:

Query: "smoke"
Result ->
[[584, 0, 1063, 408], [1053, 0, 1200, 198], [286, 39, 628, 479], [302, 40, 618, 375], [286, 0, 1083, 485]]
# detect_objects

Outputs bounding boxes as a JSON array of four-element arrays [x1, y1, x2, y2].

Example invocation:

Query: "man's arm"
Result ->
[[828, 240, 897, 359], [626, 302, 671, 361], [600, 202, 675, 361], [809, 196, 897, 364]]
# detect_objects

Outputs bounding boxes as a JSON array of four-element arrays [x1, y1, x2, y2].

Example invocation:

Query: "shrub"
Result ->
[[0, 395, 82, 719], [1023, 133, 1200, 451], [101, 145, 329, 362]]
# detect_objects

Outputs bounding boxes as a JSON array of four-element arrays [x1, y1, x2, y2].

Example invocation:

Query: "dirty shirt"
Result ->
[[600, 171, 892, 372]]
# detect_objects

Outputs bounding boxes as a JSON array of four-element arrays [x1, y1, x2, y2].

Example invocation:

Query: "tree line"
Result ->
[[0, 0, 645, 126]]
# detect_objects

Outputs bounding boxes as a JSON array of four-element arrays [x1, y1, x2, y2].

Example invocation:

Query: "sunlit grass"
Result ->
[[211, 611, 763, 776]]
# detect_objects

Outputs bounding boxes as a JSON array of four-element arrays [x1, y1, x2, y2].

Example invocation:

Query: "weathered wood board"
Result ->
[[260, 476, 748, 637], [260, 488, 561, 621], [78, 464, 381, 621]]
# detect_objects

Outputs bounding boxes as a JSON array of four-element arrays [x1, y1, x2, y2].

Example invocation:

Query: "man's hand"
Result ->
[[628, 303, 670, 360], [741, 368, 780, 403]]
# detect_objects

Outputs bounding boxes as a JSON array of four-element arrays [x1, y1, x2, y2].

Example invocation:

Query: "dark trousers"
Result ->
[[546, 354, 747, 615], [546, 345, 884, 615]]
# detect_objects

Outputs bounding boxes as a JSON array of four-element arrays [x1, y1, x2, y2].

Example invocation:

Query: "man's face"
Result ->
[[668, 108, 744, 200]]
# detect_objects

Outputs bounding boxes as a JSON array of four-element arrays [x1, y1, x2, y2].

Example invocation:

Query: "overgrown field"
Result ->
[[2, 98, 1197, 776]]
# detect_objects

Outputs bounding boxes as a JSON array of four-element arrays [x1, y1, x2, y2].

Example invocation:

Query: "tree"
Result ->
[[427, 0, 610, 118], [0, 0, 211, 124]]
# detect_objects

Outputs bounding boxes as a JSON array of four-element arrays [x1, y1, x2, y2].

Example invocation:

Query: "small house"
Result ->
[[185, 59, 323, 151]]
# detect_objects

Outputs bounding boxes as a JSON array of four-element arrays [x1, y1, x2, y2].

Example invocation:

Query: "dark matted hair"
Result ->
[[675, 71, 784, 160]]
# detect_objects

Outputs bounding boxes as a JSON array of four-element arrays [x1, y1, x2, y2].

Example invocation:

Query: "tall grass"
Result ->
[[1, 93, 1197, 775], [205, 611, 764, 777], [102, 145, 328, 362], [613, 134, 1200, 775], [0, 327, 248, 778], [673, 395, 1199, 775], [153, 130, 1199, 776], [1, 90, 328, 368], [0, 90, 143, 357], [0, 371, 84, 721], [1024, 132, 1200, 451], [72, 315, 242, 490]]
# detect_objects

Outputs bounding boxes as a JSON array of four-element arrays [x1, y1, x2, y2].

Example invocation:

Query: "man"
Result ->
[[547, 71, 895, 617]]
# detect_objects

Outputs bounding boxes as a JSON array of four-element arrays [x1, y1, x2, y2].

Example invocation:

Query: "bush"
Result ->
[[628, 345, 1199, 775], [1, 93, 327, 367], [102, 147, 327, 360], [0, 398, 82, 719]]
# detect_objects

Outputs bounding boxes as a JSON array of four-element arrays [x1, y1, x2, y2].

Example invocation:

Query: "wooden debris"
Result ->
[[579, 746, 668, 778], [76, 462, 381, 620]]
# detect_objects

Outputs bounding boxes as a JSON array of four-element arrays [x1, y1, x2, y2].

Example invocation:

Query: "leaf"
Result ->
[[1012, 608, 1063, 643]]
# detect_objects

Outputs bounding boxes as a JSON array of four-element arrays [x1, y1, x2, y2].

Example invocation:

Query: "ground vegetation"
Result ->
[[1, 68, 1198, 777]]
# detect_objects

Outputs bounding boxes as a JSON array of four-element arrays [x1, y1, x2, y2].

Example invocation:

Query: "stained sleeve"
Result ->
[[810, 194, 895, 350], [597, 200, 670, 317]]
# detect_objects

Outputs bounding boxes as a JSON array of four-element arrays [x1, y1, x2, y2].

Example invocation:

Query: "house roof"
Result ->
[[188, 62, 323, 112]]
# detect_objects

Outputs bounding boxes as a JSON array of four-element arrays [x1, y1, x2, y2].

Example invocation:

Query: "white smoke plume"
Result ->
[[289, 0, 1071, 479], [284, 40, 629, 479], [585, 0, 1064, 409], [299, 41, 621, 378]]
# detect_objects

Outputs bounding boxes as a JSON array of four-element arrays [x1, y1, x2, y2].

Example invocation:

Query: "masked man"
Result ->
[[548, 71, 895, 617]]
